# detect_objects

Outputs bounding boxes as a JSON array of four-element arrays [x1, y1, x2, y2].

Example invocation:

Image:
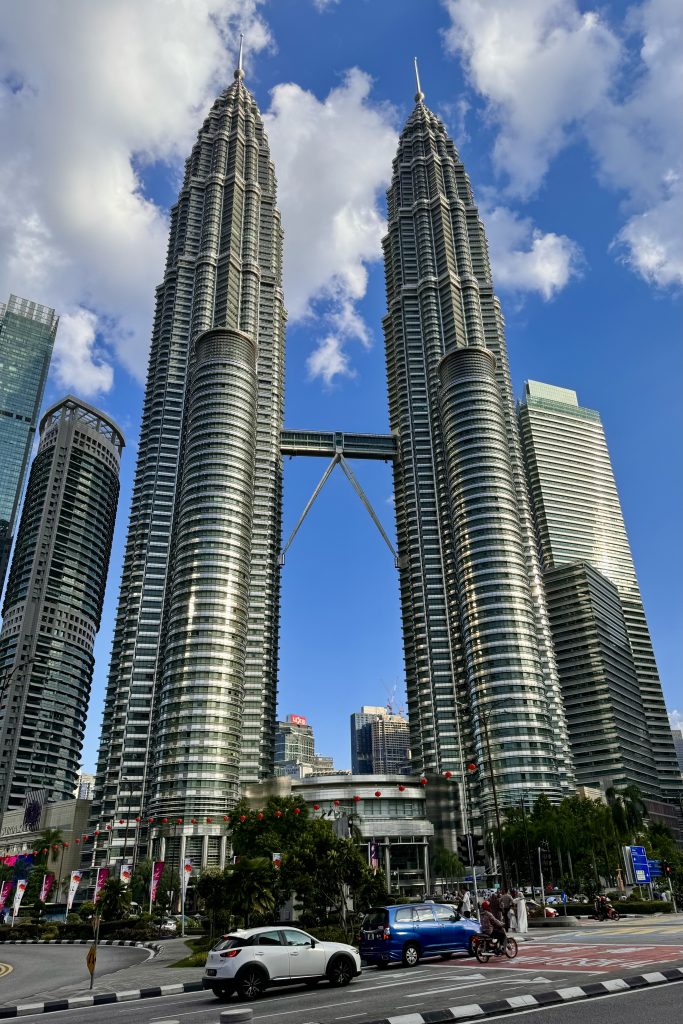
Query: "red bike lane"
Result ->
[[438, 942, 683, 974]]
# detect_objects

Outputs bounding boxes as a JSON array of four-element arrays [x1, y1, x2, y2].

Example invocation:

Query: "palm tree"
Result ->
[[36, 828, 64, 868], [98, 878, 132, 922], [227, 858, 276, 928]]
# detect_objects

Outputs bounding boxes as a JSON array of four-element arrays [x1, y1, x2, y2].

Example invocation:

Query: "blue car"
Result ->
[[359, 903, 480, 967]]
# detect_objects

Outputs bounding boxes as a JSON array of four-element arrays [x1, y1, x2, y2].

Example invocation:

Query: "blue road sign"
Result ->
[[648, 859, 662, 878], [630, 845, 651, 884]]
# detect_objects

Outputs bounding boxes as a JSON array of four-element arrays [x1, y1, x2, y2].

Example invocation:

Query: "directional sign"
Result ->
[[630, 845, 651, 884], [648, 859, 662, 878], [86, 945, 97, 974]]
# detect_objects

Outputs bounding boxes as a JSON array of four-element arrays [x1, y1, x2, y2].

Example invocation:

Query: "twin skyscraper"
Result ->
[[84, 56, 679, 869]]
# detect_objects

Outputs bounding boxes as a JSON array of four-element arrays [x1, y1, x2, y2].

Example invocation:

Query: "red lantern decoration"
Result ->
[[398, 784, 405, 792], [275, 811, 282, 818], [333, 800, 340, 807], [177, 818, 183, 824], [293, 807, 301, 815], [239, 815, 247, 823], [191, 818, 197, 824], [106, 824, 112, 830], [32, 850, 38, 856], [63, 842, 69, 848], [148, 817, 154, 823], [94, 831, 100, 837], [75, 839, 80, 845], [353, 795, 361, 802], [119, 818, 125, 824], [467, 762, 478, 774], [162, 817, 168, 823], [135, 817, 141, 823], [207, 817, 213, 823], [42, 848, 48, 854], [257, 813, 264, 821], [374, 790, 382, 798], [52, 844, 59, 851], [420, 777, 428, 786], [313, 804, 320, 811], [443, 770, 453, 779]]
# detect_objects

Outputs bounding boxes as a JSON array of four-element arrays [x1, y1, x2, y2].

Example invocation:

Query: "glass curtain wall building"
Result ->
[[0, 397, 123, 811], [89, 55, 285, 867], [0, 296, 58, 592], [382, 79, 573, 828], [519, 381, 682, 800]]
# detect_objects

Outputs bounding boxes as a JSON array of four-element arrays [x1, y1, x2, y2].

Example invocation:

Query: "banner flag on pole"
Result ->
[[0, 881, 13, 911], [39, 873, 55, 903], [272, 852, 281, 871], [66, 870, 83, 911], [182, 859, 192, 896], [149, 861, 164, 904], [368, 840, 379, 874], [119, 863, 133, 885], [94, 867, 109, 903], [12, 879, 27, 918]]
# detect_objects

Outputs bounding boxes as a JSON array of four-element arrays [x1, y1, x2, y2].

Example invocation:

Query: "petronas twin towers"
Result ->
[[91, 55, 576, 867]]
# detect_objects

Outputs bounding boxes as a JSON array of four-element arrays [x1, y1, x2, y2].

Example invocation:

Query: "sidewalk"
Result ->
[[45, 937, 204, 998]]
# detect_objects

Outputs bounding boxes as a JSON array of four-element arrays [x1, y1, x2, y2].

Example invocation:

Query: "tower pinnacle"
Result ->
[[413, 56, 424, 103], [235, 32, 245, 80]]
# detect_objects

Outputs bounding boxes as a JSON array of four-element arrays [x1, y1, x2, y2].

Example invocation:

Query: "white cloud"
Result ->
[[306, 335, 356, 386], [0, 1, 270, 395], [52, 309, 114, 397], [264, 69, 397, 383], [482, 204, 583, 299], [442, 0, 683, 289], [669, 709, 683, 731]]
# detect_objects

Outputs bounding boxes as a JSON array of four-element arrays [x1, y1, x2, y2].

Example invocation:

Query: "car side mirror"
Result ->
[[309, 939, 316, 948]]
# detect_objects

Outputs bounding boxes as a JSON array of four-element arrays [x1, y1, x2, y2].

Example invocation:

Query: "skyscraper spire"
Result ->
[[235, 32, 244, 79], [413, 56, 424, 102]]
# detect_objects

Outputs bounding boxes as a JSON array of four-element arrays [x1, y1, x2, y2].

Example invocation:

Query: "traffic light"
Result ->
[[471, 834, 486, 867], [456, 834, 470, 863], [663, 860, 672, 876], [457, 833, 486, 866]]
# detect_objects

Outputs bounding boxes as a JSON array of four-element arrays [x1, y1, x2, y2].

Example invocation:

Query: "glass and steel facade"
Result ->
[[0, 397, 123, 811], [0, 296, 58, 592], [382, 93, 573, 826], [90, 62, 285, 865], [519, 381, 682, 800], [543, 561, 655, 794]]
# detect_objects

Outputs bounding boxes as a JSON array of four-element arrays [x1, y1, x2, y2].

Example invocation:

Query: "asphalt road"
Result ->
[[5, 919, 683, 1022], [481, 983, 682, 1022], [0, 944, 151, 1007]]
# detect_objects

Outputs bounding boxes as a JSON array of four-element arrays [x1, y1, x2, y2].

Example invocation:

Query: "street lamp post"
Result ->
[[479, 709, 509, 891], [519, 795, 534, 889]]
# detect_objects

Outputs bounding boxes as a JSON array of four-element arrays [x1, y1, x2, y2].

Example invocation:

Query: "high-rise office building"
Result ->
[[0, 295, 58, 591], [671, 730, 683, 777], [89, 50, 285, 865], [351, 706, 410, 775], [0, 397, 123, 811], [519, 381, 682, 800], [382, 73, 573, 824], [274, 714, 334, 777], [543, 562, 655, 793]]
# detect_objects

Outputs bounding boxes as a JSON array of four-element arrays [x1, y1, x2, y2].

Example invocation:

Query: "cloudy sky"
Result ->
[[0, 0, 681, 770]]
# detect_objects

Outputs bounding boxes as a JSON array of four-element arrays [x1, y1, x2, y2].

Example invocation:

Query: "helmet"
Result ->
[[481, 899, 490, 909]]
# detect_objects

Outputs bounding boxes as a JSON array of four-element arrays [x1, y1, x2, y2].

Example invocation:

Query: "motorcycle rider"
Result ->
[[479, 898, 507, 952]]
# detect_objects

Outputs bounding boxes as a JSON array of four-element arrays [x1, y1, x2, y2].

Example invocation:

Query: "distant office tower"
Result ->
[[0, 296, 58, 591], [544, 563, 654, 793], [382, 73, 573, 824], [0, 397, 123, 811], [519, 381, 682, 799], [89, 51, 285, 865], [351, 706, 410, 775], [274, 714, 334, 777], [671, 730, 683, 776]]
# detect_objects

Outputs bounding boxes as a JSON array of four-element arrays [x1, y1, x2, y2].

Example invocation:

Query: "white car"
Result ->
[[202, 925, 362, 1001]]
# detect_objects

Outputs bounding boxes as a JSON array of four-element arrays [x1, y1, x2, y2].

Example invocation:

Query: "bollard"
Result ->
[[219, 1010, 253, 1023]]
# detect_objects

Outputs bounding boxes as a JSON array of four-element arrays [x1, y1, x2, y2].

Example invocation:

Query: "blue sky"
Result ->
[[0, 0, 681, 772]]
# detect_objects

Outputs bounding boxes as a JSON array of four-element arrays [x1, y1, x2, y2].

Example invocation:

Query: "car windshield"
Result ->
[[362, 909, 388, 930], [211, 936, 249, 952]]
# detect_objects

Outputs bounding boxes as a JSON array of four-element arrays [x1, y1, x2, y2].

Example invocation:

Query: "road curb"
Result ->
[[0, 939, 161, 951], [348, 967, 683, 1023], [0, 980, 203, 1018]]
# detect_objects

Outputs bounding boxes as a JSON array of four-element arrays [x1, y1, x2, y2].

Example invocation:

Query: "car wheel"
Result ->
[[402, 942, 420, 967], [327, 956, 355, 987], [237, 967, 266, 1001]]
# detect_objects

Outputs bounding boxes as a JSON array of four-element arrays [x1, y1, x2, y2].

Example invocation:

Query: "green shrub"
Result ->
[[308, 925, 350, 944]]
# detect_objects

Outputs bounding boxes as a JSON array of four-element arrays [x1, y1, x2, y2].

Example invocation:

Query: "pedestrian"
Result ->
[[461, 889, 472, 918], [490, 889, 502, 916], [499, 888, 513, 929], [513, 890, 528, 934]]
